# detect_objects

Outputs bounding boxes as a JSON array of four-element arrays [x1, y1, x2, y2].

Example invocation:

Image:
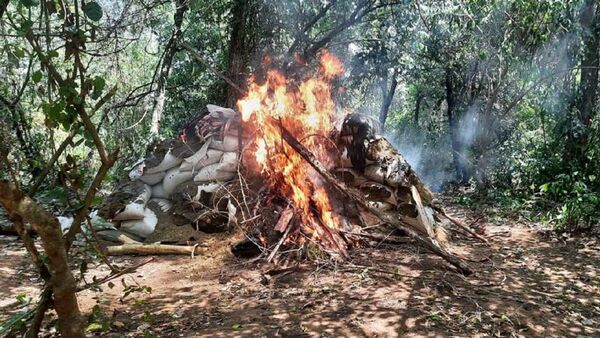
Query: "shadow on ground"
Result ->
[[1, 207, 598, 337]]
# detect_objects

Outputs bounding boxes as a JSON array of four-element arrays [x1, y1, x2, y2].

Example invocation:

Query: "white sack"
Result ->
[[193, 163, 236, 182], [207, 104, 237, 119], [139, 171, 166, 185], [120, 208, 157, 238], [162, 167, 194, 196], [218, 152, 238, 172], [145, 151, 183, 174], [209, 135, 238, 152], [180, 148, 223, 172]]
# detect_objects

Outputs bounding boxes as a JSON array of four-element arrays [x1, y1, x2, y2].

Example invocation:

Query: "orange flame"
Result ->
[[237, 51, 344, 236]]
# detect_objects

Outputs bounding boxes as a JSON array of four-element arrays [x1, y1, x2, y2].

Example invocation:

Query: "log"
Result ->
[[106, 243, 206, 256], [277, 122, 473, 275]]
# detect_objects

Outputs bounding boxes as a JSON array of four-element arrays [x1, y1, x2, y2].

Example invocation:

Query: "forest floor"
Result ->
[[0, 200, 598, 338]]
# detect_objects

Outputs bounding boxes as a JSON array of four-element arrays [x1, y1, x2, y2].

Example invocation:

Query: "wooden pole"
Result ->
[[106, 243, 206, 256]]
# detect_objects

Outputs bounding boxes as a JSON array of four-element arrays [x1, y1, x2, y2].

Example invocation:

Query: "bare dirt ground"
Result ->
[[1, 203, 598, 338]]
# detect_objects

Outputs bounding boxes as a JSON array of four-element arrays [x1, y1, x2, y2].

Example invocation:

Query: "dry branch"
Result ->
[[277, 123, 473, 275], [433, 206, 489, 244], [77, 258, 154, 291]]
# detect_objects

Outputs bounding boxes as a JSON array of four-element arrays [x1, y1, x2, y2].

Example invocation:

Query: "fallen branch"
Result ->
[[277, 123, 473, 275], [106, 243, 206, 256], [77, 258, 154, 292], [433, 206, 489, 244]]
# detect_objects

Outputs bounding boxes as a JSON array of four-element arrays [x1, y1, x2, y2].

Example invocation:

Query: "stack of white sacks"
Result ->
[[109, 105, 241, 240]]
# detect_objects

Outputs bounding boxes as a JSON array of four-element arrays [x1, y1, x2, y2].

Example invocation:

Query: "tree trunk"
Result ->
[[150, 0, 188, 135], [446, 68, 467, 183], [379, 72, 398, 131], [0, 181, 84, 338], [577, 0, 599, 131], [475, 64, 508, 187], [414, 93, 423, 126], [225, 0, 255, 108]]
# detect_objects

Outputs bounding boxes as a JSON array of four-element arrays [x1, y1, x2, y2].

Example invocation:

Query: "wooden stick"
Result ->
[[267, 216, 295, 263], [77, 258, 154, 291], [278, 123, 473, 275], [433, 206, 489, 244], [106, 244, 206, 256]]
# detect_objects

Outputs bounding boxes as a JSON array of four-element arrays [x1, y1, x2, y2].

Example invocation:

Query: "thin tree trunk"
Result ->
[[379, 72, 398, 131], [475, 64, 508, 187], [577, 0, 599, 131], [446, 68, 467, 183], [414, 93, 423, 126], [225, 0, 254, 107], [150, 0, 188, 135], [0, 181, 84, 338], [0, 95, 41, 178]]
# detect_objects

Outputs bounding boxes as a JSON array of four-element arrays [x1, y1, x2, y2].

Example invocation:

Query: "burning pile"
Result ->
[[237, 52, 350, 255], [98, 51, 480, 274]]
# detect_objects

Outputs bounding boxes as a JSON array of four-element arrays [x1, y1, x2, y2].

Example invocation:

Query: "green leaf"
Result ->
[[19, 20, 34, 33], [91, 76, 106, 99], [231, 323, 241, 330], [32, 71, 43, 83], [83, 2, 103, 22], [16, 294, 28, 304], [13, 48, 25, 59], [86, 322, 104, 332], [20, 0, 40, 7], [47, 50, 59, 59]]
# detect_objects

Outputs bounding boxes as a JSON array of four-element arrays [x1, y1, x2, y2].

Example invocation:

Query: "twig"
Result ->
[[28, 133, 75, 196], [433, 206, 489, 244], [77, 258, 154, 292], [180, 42, 244, 95]]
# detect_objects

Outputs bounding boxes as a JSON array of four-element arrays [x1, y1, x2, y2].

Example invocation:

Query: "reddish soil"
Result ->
[[1, 204, 598, 337]]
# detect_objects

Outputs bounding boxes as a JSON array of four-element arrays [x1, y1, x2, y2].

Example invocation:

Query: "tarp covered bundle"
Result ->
[[335, 114, 448, 245]]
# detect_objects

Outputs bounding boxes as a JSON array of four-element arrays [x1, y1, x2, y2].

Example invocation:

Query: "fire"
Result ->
[[237, 51, 345, 243]]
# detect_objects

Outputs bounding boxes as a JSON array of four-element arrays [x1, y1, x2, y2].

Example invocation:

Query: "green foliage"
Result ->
[[0, 310, 33, 335], [86, 305, 111, 332], [82, 2, 103, 22]]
